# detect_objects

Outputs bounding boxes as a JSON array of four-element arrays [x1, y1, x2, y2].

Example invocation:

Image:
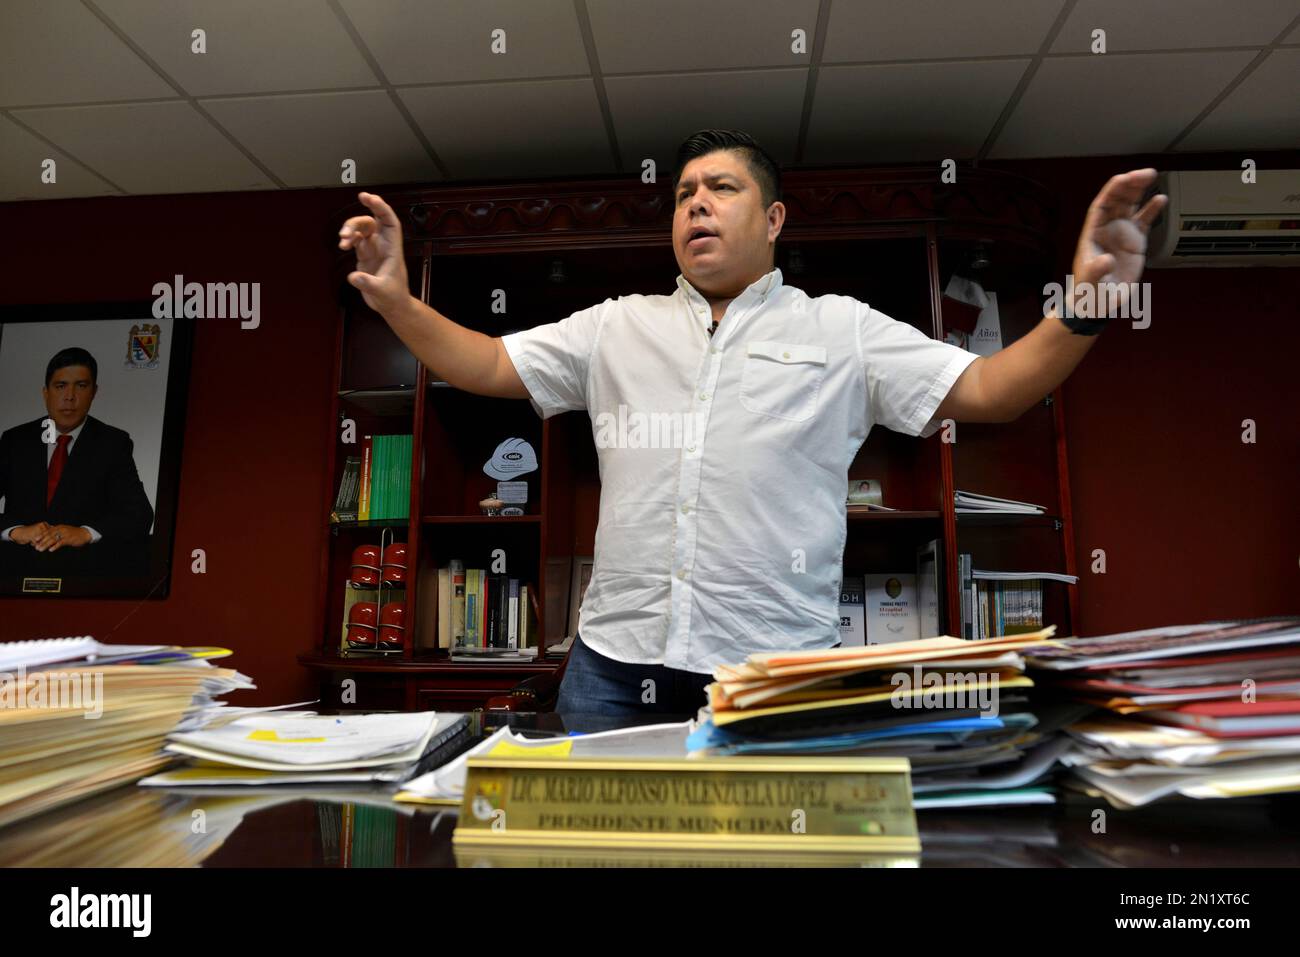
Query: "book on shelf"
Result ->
[[959, 554, 1079, 639], [917, 539, 940, 640], [837, 575, 866, 647], [343, 434, 412, 523], [358, 435, 373, 521], [330, 455, 362, 523], [435, 561, 538, 652], [864, 573, 920, 645]]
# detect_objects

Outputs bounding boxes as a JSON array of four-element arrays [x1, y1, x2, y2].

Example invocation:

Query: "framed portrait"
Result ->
[[0, 301, 193, 598], [567, 554, 595, 640]]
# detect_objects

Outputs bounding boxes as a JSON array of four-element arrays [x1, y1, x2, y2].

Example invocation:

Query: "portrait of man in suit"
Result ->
[[0, 346, 155, 577]]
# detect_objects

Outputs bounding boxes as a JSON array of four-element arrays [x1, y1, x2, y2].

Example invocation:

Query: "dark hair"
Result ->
[[45, 347, 98, 387], [672, 129, 782, 212]]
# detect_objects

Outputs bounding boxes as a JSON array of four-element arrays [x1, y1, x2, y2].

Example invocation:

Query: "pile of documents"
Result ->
[[139, 711, 471, 788], [394, 720, 692, 805], [1026, 617, 1300, 807], [954, 490, 1046, 514], [0, 636, 254, 829], [686, 629, 1090, 808]]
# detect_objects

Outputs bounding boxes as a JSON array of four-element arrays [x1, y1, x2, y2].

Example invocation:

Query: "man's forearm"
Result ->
[[979, 309, 1098, 420], [382, 295, 508, 395]]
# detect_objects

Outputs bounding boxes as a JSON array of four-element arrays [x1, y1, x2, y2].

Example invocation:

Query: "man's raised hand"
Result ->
[[1071, 168, 1167, 315], [338, 192, 411, 317]]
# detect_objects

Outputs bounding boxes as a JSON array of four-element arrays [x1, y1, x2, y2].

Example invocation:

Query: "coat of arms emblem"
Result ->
[[126, 323, 161, 369]]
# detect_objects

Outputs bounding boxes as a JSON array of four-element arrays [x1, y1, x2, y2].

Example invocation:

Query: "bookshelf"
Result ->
[[302, 167, 1075, 709]]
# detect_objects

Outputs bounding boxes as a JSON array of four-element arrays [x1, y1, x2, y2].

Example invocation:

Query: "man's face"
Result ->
[[672, 149, 784, 297], [43, 364, 97, 432]]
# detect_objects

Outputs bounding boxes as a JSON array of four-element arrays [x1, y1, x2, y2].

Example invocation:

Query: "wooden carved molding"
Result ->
[[330, 167, 1056, 257]]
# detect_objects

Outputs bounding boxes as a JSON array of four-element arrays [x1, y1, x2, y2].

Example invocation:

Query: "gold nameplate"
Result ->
[[21, 577, 62, 593], [452, 755, 919, 855]]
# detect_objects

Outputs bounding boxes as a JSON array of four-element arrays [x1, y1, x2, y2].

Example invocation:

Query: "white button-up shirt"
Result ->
[[501, 267, 977, 673]]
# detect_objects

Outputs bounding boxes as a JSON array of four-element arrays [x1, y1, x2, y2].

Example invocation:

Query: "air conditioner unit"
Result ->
[[1147, 169, 1300, 267]]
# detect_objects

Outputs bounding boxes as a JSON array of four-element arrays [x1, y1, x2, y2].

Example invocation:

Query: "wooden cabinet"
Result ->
[[301, 167, 1073, 710]]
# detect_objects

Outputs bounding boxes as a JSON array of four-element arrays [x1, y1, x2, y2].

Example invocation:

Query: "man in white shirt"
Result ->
[[339, 129, 1165, 717]]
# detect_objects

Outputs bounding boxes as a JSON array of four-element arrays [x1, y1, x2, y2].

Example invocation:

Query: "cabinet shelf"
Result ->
[[846, 508, 941, 522], [421, 514, 541, 524], [955, 512, 1063, 528], [337, 386, 417, 416], [315, 166, 1074, 710]]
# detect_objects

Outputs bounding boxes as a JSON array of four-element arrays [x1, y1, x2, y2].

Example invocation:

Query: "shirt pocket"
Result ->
[[738, 340, 828, 422]]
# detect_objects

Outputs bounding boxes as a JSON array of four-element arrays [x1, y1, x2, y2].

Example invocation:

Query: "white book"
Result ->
[[863, 573, 920, 645], [837, 575, 866, 647]]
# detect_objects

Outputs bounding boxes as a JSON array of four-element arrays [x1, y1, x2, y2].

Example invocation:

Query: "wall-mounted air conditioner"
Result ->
[[1147, 169, 1300, 267]]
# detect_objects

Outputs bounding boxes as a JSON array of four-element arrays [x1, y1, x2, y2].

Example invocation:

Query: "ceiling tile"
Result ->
[[0, 114, 119, 201], [0, 0, 174, 107], [9, 101, 276, 194], [587, 0, 820, 73], [95, 0, 379, 96], [604, 70, 807, 176], [823, 0, 1065, 61], [988, 51, 1257, 158], [201, 90, 438, 187], [1050, 0, 1298, 53], [806, 60, 1030, 164], [1177, 48, 1300, 151], [398, 79, 611, 179], [338, 0, 588, 85]]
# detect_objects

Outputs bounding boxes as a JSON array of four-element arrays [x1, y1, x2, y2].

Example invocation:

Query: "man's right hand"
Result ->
[[9, 522, 50, 545], [339, 192, 411, 317]]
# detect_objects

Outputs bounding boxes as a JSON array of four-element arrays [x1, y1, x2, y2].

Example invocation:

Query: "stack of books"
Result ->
[[958, 556, 1079, 640], [0, 637, 254, 829], [435, 560, 539, 651], [1027, 617, 1300, 807], [331, 433, 412, 523], [686, 629, 1088, 808]]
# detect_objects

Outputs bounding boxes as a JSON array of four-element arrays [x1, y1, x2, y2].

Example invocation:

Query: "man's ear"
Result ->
[[767, 201, 786, 244]]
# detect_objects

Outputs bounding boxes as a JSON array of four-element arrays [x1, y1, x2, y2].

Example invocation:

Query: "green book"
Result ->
[[369, 435, 382, 521], [377, 434, 390, 520], [398, 434, 412, 519], [374, 434, 389, 521]]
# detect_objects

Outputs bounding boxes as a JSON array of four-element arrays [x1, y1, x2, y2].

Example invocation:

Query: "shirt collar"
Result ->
[[676, 267, 783, 318], [57, 418, 88, 445]]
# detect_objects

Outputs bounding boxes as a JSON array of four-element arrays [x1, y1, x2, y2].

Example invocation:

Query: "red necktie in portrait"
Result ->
[[47, 434, 72, 506]]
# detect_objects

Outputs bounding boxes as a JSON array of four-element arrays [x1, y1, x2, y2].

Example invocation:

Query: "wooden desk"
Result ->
[[2, 712, 1298, 867]]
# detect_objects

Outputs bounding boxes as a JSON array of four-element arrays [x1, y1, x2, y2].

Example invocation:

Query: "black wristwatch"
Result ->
[[1056, 310, 1110, 336]]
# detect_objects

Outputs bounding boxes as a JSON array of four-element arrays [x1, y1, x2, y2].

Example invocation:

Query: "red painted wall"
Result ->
[[2, 151, 1296, 705], [987, 151, 1300, 635], [0, 188, 350, 706]]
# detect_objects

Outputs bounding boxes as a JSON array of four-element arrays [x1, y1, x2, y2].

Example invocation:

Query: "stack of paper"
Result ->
[[395, 721, 692, 805], [139, 711, 471, 788], [1026, 617, 1300, 807], [0, 639, 254, 829], [954, 490, 1046, 514], [686, 630, 1086, 808]]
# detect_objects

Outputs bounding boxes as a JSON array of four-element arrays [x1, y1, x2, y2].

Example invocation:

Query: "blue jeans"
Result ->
[[555, 634, 713, 718]]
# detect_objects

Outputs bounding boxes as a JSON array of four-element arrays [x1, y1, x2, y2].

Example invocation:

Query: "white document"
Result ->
[[397, 721, 692, 802], [165, 711, 442, 770]]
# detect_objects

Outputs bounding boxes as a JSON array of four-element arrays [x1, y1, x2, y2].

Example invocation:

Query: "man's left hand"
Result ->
[[31, 524, 92, 552], [1071, 168, 1167, 317]]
